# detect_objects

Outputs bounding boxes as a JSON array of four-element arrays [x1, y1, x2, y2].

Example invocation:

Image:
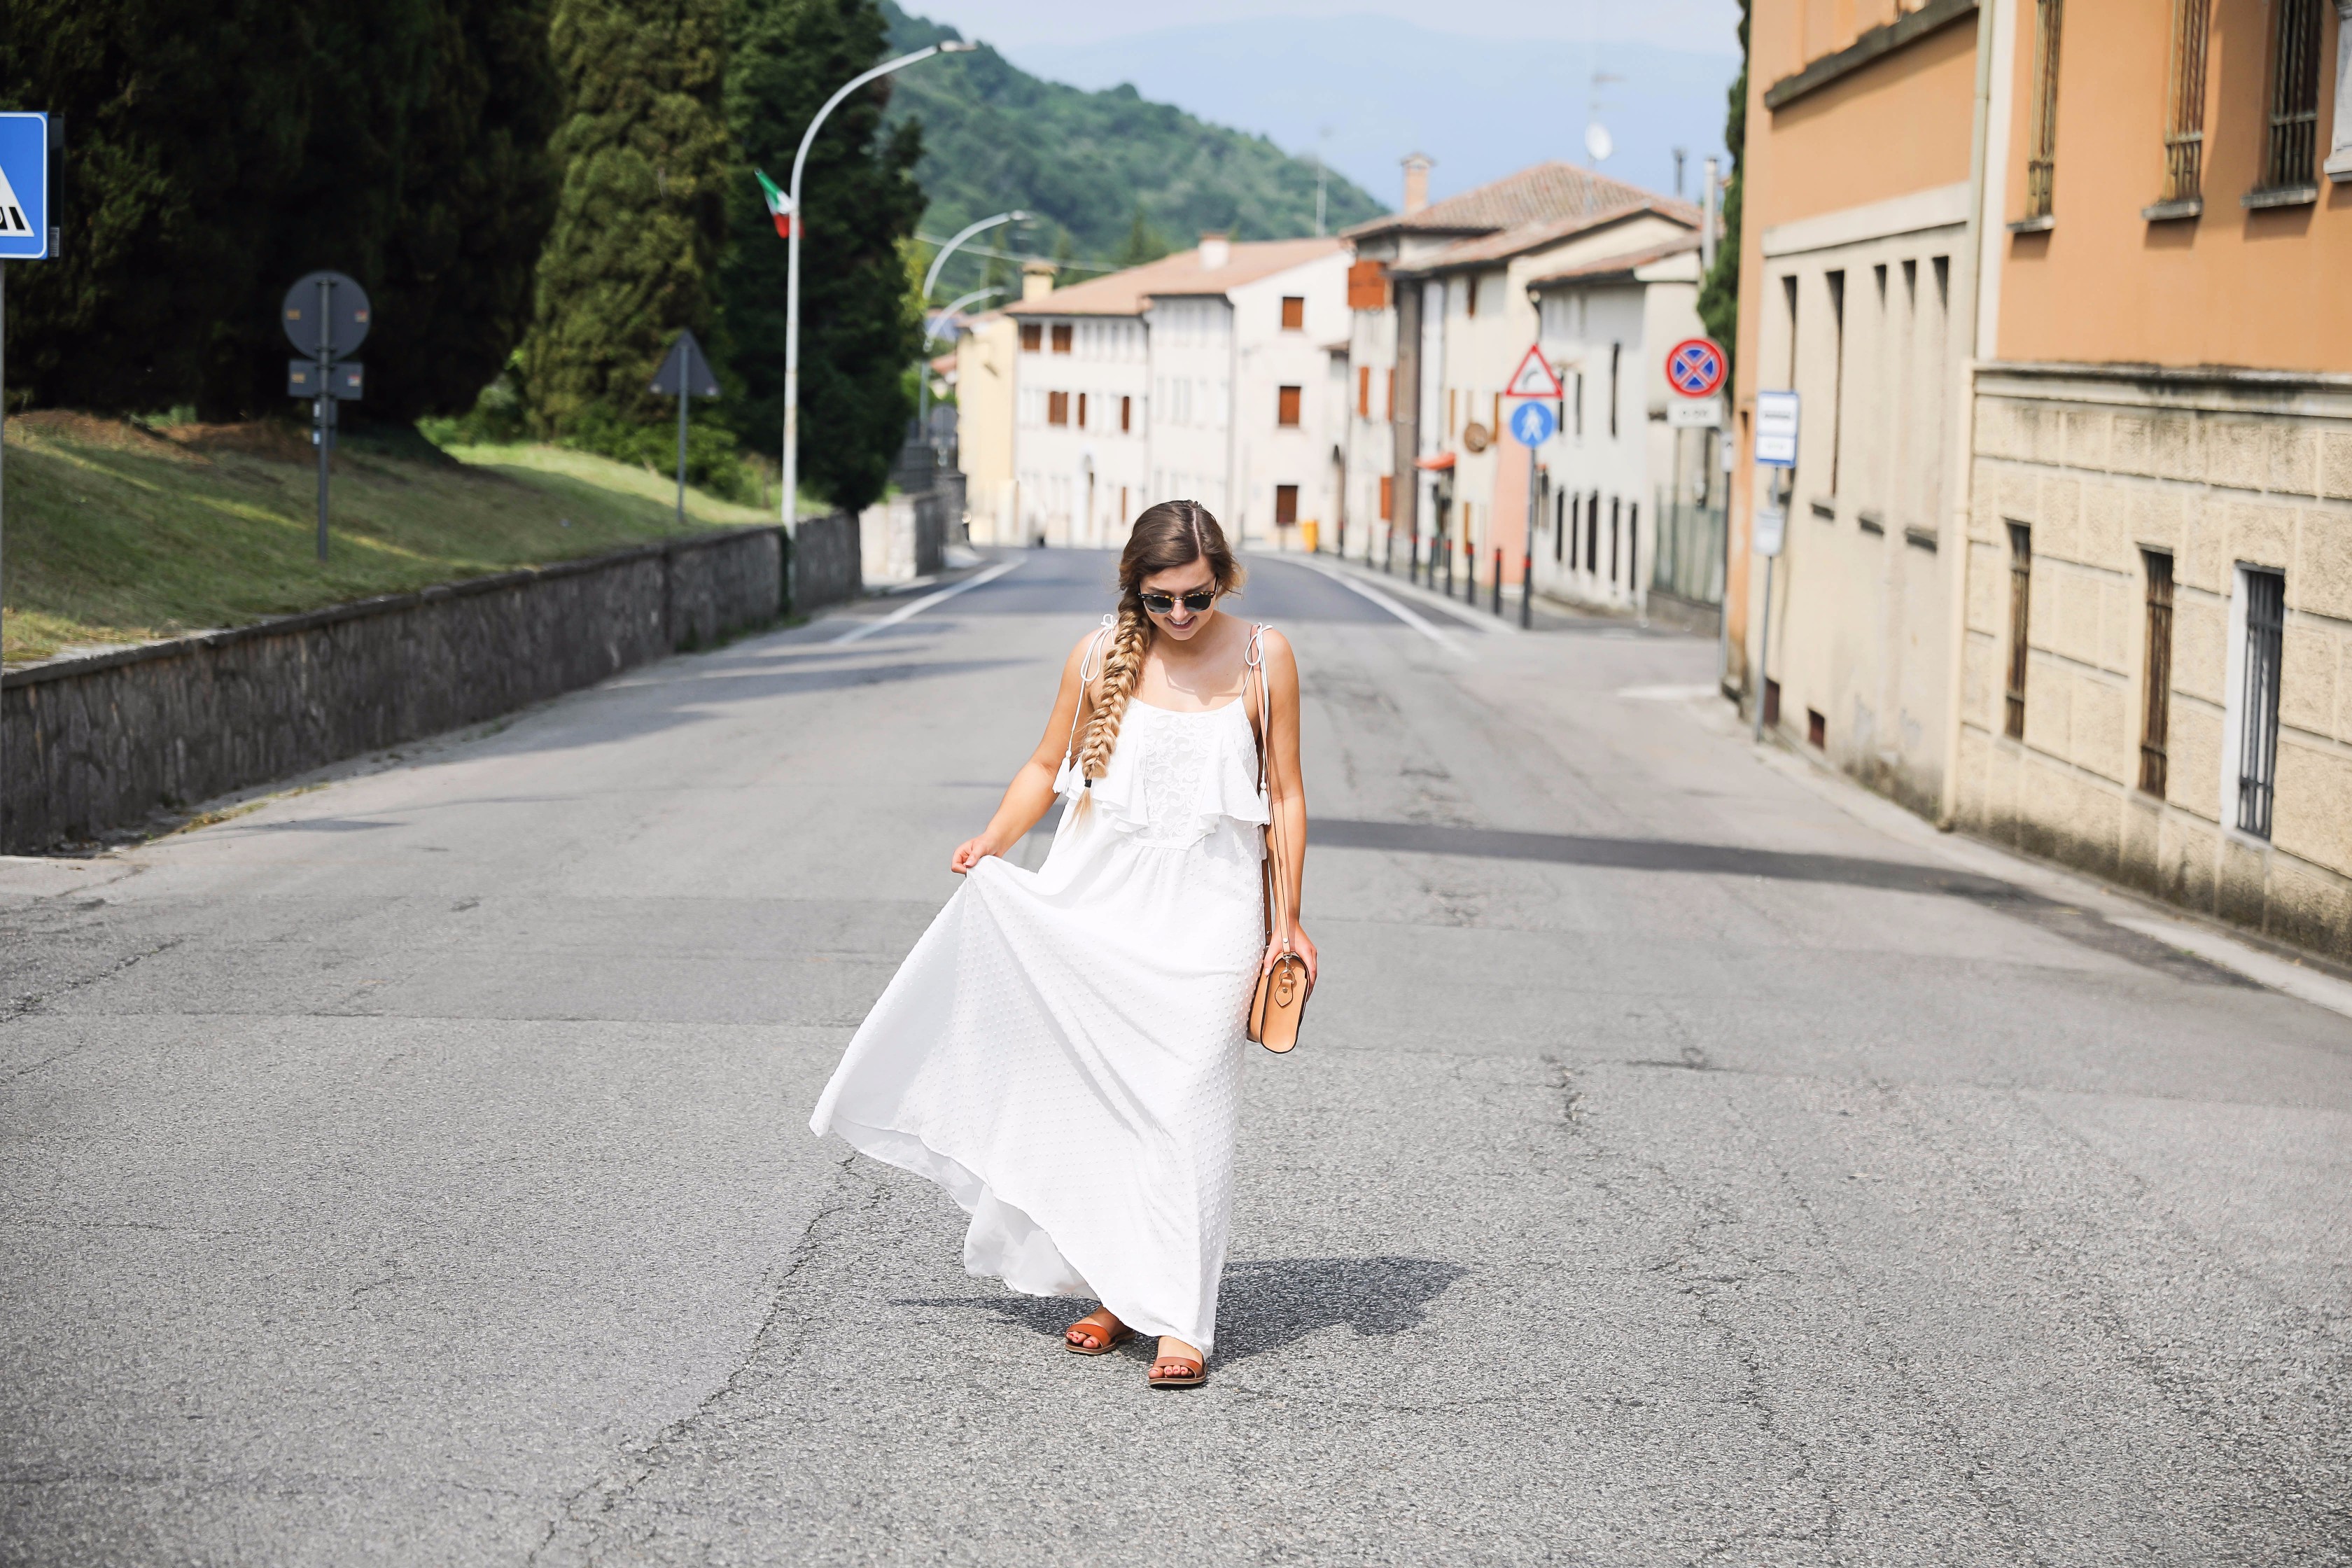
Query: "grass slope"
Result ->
[[880, 1, 1384, 276], [1, 414, 768, 666]]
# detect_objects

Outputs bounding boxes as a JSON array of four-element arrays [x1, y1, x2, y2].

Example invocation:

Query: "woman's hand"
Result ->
[[950, 834, 1002, 875], [1264, 920, 1318, 988]]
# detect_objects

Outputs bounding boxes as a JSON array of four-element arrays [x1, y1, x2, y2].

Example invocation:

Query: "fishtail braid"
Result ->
[[1077, 603, 1151, 780]]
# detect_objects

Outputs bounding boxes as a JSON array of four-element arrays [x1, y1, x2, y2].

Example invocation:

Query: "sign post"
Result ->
[[1504, 344, 1564, 626], [0, 111, 54, 850], [650, 330, 722, 526], [282, 272, 370, 561], [1750, 388, 1800, 741]]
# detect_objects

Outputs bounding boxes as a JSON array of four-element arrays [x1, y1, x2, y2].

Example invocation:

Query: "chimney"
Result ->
[[1198, 231, 1230, 270], [1021, 261, 1058, 302], [1401, 153, 1433, 216]]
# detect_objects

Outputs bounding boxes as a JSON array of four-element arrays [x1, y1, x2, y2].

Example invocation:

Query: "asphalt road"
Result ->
[[4, 548, 2347, 1566]]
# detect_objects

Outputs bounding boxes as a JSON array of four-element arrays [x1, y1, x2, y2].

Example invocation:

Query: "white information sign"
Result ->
[[1754, 388, 1800, 467], [1754, 503, 1786, 559], [1667, 398, 1723, 429]]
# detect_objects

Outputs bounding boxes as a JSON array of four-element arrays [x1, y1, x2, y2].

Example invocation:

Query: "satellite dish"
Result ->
[[1584, 122, 1614, 163]]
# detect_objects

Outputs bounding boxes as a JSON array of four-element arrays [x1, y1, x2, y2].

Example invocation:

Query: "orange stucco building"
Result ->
[[1730, 0, 2352, 958]]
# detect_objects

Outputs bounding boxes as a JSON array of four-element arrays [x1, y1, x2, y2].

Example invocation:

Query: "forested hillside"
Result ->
[[880, 2, 1384, 282]]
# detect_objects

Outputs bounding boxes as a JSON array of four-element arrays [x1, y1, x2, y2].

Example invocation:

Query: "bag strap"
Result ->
[[1063, 613, 1116, 785], [1248, 624, 1292, 956]]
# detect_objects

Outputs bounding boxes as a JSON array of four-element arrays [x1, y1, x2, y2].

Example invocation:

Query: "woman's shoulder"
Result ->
[[1248, 622, 1297, 670]]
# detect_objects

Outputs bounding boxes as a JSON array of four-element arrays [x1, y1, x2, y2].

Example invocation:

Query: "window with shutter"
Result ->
[[1121, 396, 1132, 433], [1278, 386, 1302, 427], [1357, 367, 1370, 418], [1280, 297, 1305, 331], [1051, 324, 1072, 354], [1048, 391, 1069, 426], [1275, 486, 1299, 526], [1019, 323, 1042, 353], [1077, 393, 1088, 428], [1378, 475, 1393, 520]]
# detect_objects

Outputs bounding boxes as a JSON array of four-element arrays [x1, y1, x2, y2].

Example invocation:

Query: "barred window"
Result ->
[[2139, 551, 2174, 796], [2005, 523, 2033, 739], [2024, 0, 2064, 220], [2236, 568, 2285, 838], [2258, 0, 2324, 192], [2158, 0, 2210, 207]]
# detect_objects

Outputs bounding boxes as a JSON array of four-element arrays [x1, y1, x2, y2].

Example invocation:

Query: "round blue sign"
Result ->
[[1508, 399, 1556, 447]]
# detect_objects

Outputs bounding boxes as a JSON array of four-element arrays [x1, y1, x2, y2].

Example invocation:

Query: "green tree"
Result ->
[[1695, 0, 1746, 371], [720, 0, 925, 514], [1116, 205, 1170, 268], [2, 0, 559, 423], [524, 0, 732, 444]]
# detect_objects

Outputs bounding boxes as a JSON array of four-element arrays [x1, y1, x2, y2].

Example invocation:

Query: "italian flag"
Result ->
[[754, 169, 797, 239]]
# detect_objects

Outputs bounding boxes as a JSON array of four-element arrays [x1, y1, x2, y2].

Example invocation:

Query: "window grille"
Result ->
[[2140, 551, 2174, 796], [2160, 0, 2210, 204], [2005, 523, 2032, 739], [2025, 0, 2064, 220], [2236, 569, 2285, 838], [2260, 0, 2323, 190]]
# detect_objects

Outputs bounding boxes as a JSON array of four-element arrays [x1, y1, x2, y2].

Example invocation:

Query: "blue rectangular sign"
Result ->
[[0, 113, 50, 260]]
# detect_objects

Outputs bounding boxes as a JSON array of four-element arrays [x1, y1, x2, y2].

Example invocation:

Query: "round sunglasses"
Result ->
[[1140, 588, 1219, 615]]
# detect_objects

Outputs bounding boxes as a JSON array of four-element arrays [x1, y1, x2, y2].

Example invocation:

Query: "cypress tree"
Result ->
[[524, 0, 732, 445], [3, 0, 560, 423], [720, 0, 924, 514]]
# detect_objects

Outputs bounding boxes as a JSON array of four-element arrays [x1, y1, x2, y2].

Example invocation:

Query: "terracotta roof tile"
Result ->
[[1004, 238, 1343, 318], [1524, 233, 1703, 287], [1344, 160, 1697, 239], [1401, 201, 1695, 272]]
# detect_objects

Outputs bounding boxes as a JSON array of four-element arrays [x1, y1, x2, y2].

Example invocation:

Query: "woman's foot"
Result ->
[[1064, 1308, 1130, 1354], [1148, 1336, 1206, 1388]]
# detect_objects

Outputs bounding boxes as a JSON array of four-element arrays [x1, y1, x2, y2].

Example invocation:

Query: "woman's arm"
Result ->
[[949, 634, 1096, 874], [1259, 629, 1317, 985]]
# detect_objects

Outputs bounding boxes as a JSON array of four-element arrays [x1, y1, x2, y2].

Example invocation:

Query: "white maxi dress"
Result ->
[[808, 671, 1269, 1354]]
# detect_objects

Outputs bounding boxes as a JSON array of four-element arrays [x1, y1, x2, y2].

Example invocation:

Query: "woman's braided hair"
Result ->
[[1076, 499, 1245, 781]]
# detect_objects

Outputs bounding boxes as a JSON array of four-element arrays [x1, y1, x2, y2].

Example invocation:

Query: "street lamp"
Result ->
[[781, 39, 975, 529], [916, 284, 1003, 438], [913, 211, 1025, 440]]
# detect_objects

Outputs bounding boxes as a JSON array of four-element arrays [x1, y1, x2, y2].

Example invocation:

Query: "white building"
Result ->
[[961, 235, 1348, 550], [1340, 160, 1698, 597], [1525, 237, 1713, 615]]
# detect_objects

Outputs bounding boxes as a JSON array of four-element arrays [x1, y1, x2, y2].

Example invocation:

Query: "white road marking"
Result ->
[[1282, 556, 1469, 655], [832, 559, 1022, 644]]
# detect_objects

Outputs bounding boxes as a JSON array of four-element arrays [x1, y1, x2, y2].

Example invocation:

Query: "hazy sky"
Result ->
[[920, 0, 1742, 51]]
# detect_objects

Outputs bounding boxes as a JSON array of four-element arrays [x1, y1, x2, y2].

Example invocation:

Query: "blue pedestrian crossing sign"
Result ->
[[1508, 399, 1555, 447], [0, 113, 50, 260]]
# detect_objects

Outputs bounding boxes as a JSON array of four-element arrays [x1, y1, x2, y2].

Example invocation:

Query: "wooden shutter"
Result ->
[[1121, 396, 1132, 433], [1281, 296, 1305, 331], [1048, 391, 1069, 426], [1051, 323, 1072, 354], [1275, 485, 1299, 525], [1278, 386, 1302, 427], [1378, 475, 1393, 520], [1019, 323, 1042, 353], [1347, 260, 1390, 311], [1357, 367, 1371, 418]]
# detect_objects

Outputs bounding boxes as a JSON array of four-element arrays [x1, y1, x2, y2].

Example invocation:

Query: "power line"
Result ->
[[915, 234, 1119, 274]]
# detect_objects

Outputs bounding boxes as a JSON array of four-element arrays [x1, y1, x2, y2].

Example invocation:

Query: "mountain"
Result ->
[[1004, 14, 1741, 216], [878, 2, 1383, 296]]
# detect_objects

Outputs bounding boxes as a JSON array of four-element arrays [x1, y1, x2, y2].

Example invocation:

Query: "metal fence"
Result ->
[[1650, 496, 1727, 608]]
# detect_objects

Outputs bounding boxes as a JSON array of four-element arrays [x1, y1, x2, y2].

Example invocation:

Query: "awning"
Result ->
[[1414, 451, 1457, 472]]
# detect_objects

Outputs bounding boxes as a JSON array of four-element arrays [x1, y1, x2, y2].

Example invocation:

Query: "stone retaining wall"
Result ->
[[2, 527, 789, 853], [792, 511, 862, 612]]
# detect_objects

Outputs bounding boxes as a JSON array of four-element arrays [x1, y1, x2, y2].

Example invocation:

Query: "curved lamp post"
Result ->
[[916, 284, 1004, 437], [920, 210, 1027, 304], [781, 39, 974, 528]]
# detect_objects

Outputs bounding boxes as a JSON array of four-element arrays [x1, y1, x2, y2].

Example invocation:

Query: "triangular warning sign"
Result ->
[[0, 160, 29, 237], [1505, 344, 1564, 400]]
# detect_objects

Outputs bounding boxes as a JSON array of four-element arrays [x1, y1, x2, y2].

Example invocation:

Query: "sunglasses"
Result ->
[[1140, 588, 1219, 615]]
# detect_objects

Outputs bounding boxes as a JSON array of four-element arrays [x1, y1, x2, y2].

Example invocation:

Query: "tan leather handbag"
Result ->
[[1245, 625, 1311, 1053]]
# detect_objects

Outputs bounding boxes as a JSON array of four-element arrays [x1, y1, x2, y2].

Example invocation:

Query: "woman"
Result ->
[[810, 500, 1314, 1390]]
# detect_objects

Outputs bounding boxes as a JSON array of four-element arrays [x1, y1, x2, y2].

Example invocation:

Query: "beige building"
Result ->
[[1730, 0, 2352, 959], [954, 238, 1348, 549]]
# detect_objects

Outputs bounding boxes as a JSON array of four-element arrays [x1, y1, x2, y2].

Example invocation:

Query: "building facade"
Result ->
[[957, 237, 1346, 550], [1339, 161, 1698, 596], [1730, 0, 2352, 958]]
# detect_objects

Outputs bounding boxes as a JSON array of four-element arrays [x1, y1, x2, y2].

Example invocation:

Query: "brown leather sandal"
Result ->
[[1147, 1354, 1206, 1389], [1064, 1309, 1131, 1355]]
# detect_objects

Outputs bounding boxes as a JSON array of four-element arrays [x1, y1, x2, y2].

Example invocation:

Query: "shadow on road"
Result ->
[[1317, 818, 2253, 986], [895, 1255, 1469, 1365]]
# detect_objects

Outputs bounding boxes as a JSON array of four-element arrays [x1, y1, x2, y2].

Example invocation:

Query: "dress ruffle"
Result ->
[[1055, 700, 1268, 849]]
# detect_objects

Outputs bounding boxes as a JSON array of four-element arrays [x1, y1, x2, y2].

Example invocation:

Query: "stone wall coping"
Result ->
[[1979, 360, 2352, 416], [4, 525, 783, 692]]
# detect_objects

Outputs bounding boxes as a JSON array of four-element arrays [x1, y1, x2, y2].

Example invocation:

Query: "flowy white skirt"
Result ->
[[810, 698, 1268, 1352]]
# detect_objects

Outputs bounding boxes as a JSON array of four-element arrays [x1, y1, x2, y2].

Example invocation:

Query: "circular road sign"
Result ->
[[1666, 337, 1726, 399], [282, 272, 372, 358], [1508, 399, 1556, 447]]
